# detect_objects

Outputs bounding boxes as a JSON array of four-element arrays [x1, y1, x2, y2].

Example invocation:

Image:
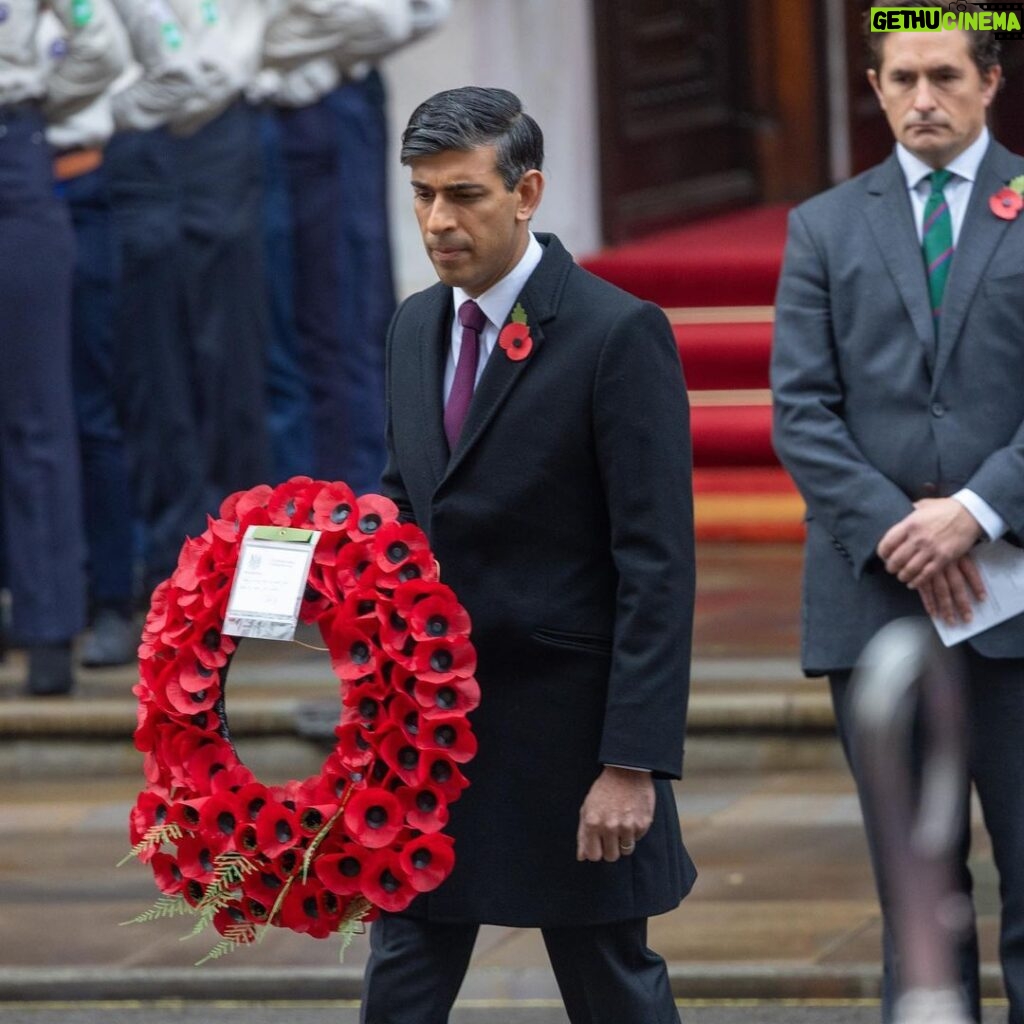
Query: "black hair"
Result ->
[[401, 86, 544, 191], [862, 0, 1002, 79]]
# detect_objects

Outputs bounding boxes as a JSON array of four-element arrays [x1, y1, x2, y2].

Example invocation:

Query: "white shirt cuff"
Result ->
[[604, 764, 651, 773], [952, 488, 1007, 541]]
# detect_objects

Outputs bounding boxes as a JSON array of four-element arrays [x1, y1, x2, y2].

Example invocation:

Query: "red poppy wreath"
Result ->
[[121, 478, 478, 964]]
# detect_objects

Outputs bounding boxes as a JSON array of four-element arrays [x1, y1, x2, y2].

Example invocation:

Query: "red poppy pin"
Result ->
[[498, 302, 533, 361], [990, 175, 1024, 220]]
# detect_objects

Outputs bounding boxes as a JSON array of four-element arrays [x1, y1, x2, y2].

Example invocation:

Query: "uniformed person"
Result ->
[[0, 0, 127, 694], [40, 0, 202, 665], [258, 0, 450, 494], [165, 0, 271, 516], [103, 0, 209, 603]]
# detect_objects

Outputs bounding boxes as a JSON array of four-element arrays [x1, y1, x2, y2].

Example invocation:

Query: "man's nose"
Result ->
[[425, 197, 457, 235], [912, 78, 937, 111]]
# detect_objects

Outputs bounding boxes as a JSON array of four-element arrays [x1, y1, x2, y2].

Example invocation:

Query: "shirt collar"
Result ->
[[453, 232, 544, 332], [896, 125, 990, 191]]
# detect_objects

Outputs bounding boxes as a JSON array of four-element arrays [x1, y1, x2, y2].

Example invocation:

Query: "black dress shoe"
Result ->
[[25, 643, 75, 696], [80, 609, 138, 668]]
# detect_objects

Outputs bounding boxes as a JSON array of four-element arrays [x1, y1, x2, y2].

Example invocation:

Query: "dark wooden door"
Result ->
[[592, 0, 759, 243]]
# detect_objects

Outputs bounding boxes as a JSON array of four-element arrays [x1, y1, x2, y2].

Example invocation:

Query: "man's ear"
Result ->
[[981, 64, 1002, 109], [515, 169, 545, 223], [867, 68, 885, 110]]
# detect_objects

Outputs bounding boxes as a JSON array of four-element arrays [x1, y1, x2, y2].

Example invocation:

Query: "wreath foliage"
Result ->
[[122, 477, 479, 963]]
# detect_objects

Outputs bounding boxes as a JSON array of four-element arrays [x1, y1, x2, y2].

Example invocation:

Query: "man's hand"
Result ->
[[876, 498, 983, 589], [917, 555, 986, 625], [576, 766, 654, 863]]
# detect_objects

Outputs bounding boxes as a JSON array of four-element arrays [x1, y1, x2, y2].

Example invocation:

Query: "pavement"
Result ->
[[0, 543, 1008, 1010]]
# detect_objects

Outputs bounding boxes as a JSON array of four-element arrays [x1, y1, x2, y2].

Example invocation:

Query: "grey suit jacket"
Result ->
[[771, 140, 1024, 673]]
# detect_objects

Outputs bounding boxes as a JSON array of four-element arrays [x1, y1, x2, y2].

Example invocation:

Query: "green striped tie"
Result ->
[[922, 169, 954, 332]]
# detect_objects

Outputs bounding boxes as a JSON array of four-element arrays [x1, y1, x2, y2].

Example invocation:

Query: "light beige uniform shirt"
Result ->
[[256, 0, 448, 109], [0, 0, 128, 118], [39, 0, 202, 148], [110, 0, 206, 133], [165, 0, 266, 134]]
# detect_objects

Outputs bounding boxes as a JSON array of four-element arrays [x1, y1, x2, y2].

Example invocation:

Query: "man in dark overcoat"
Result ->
[[364, 86, 696, 1024]]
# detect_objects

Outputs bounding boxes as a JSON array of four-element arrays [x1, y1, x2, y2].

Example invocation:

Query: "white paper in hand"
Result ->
[[932, 539, 1024, 647]]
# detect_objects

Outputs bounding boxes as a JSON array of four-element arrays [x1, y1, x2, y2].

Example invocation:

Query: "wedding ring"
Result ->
[[619, 841, 636, 853]]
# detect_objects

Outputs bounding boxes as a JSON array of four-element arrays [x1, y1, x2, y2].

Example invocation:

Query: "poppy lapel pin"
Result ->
[[498, 302, 533, 362], [989, 174, 1024, 221]]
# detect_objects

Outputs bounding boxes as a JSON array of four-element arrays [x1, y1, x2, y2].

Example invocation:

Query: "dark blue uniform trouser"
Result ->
[[258, 108, 313, 483], [175, 101, 270, 507], [0, 105, 86, 643], [108, 103, 270, 592], [62, 163, 134, 612], [324, 71, 393, 493], [106, 127, 205, 591], [277, 70, 393, 496]]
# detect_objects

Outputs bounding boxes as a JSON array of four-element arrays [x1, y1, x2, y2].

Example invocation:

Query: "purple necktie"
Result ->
[[444, 299, 487, 449]]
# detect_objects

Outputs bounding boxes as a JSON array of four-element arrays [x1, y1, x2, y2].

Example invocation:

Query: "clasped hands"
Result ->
[[876, 497, 986, 625], [576, 765, 654, 863]]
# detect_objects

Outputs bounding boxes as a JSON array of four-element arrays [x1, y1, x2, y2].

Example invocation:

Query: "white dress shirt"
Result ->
[[895, 126, 1006, 541], [443, 231, 544, 402]]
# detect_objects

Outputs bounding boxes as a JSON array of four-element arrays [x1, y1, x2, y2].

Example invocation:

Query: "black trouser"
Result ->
[[360, 914, 679, 1024]]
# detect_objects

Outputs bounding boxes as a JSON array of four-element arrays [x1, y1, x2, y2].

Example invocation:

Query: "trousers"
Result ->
[[0, 105, 86, 643], [360, 913, 679, 1024]]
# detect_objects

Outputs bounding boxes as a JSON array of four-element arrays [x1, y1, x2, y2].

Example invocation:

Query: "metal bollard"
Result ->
[[851, 618, 972, 1024]]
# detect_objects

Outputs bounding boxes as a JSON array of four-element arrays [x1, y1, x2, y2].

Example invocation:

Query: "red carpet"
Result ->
[[674, 321, 771, 391], [582, 204, 803, 541], [582, 205, 791, 308]]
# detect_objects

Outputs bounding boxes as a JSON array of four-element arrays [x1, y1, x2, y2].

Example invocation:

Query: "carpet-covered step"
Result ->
[[690, 404, 776, 467], [673, 319, 772, 391], [581, 204, 791, 308], [693, 466, 805, 542]]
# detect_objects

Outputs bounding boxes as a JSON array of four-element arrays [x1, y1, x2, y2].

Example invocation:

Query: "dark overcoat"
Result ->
[[380, 233, 697, 926]]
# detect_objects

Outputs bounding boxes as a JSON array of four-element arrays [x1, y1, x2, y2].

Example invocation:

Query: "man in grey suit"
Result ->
[[771, 4, 1024, 1022]]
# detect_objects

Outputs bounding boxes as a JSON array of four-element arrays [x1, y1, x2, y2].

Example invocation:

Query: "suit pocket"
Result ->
[[983, 272, 1024, 297], [532, 626, 613, 655]]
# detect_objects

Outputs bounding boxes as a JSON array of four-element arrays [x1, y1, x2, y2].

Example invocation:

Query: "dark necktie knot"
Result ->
[[458, 299, 487, 334]]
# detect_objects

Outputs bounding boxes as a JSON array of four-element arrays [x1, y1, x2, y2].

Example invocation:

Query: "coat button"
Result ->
[[931, 402, 946, 417]]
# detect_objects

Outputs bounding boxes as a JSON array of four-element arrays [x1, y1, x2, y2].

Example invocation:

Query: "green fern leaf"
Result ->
[[301, 807, 345, 883], [120, 894, 189, 925], [117, 823, 183, 867]]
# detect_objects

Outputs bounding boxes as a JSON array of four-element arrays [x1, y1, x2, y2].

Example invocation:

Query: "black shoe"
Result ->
[[26, 643, 75, 696], [80, 609, 138, 668]]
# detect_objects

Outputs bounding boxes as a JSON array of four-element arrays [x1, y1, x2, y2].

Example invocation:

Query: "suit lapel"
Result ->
[[414, 284, 453, 487], [864, 154, 937, 371], [932, 141, 1018, 388], [443, 234, 573, 483]]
